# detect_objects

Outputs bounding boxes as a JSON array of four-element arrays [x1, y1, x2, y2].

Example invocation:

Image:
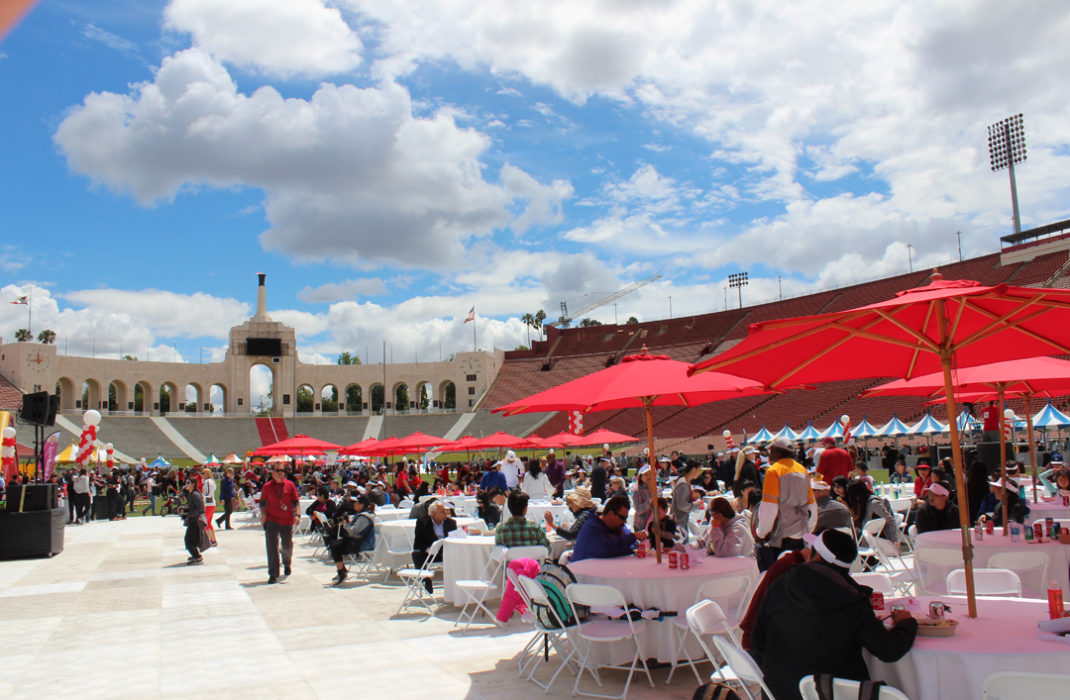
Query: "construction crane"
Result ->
[[551, 274, 662, 328]]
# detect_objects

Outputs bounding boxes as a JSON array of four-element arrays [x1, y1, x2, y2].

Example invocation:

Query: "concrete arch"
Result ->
[[393, 381, 411, 413], [82, 378, 103, 411], [249, 363, 274, 414], [297, 383, 315, 413], [320, 383, 339, 414], [209, 383, 226, 415], [108, 379, 129, 413], [344, 383, 362, 415], [415, 380, 434, 411], [184, 382, 204, 413], [135, 380, 153, 414], [439, 380, 456, 410], [159, 381, 178, 413], [370, 383, 385, 414], [56, 376, 76, 411]]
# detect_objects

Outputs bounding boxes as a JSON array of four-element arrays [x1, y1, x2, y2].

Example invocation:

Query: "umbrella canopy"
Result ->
[[203, 454, 221, 467], [876, 414, 911, 437], [222, 452, 243, 464], [148, 455, 171, 468], [539, 431, 585, 448], [770, 423, 799, 443], [851, 416, 879, 438], [392, 432, 447, 452], [465, 431, 529, 450], [434, 435, 481, 452], [365, 436, 402, 456], [745, 425, 775, 444], [567, 428, 642, 447], [1033, 401, 1070, 428], [254, 434, 342, 456], [691, 274, 1070, 618], [340, 438, 379, 456], [795, 422, 822, 441], [906, 413, 945, 436]]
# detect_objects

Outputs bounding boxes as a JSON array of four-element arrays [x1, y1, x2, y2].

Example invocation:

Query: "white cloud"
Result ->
[[297, 277, 388, 303], [82, 23, 139, 55], [62, 288, 249, 339], [54, 49, 569, 269], [164, 0, 362, 77]]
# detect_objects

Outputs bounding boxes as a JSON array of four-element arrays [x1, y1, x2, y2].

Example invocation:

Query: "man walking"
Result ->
[[756, 436, 817, 571], [260, 463, 300, 584]]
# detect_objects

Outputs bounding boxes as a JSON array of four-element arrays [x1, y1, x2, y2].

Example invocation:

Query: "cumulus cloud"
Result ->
[[297, 277, 389, 303], [164, 0, 362, 77], [54, 49, 569, 269]]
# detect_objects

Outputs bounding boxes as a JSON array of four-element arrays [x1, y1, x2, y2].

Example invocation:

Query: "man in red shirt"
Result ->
[[259, 465, 300, 584], [816, 437, 853, 483]]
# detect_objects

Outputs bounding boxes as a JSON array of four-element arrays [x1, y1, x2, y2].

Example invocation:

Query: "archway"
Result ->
[[393, 382, 410, 413], [56, 377, 76, 411], [416, 381, 434, 412], [297, 383, 315, 413], [439, 380, 456, 410], [159, 382, 178, 413], [184, 383, 203, 413], [81, 379, 102, 411], [249, 364, 274, 414], [107, 380, 129, 413], [210, 383, 226, 415], [135, 380, 152, 414], [344, 383, 362, 415], [320, 384, 339, 414], [370, 383, 385, 415]]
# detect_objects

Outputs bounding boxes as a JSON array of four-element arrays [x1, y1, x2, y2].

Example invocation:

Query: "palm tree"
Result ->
[[37, 329, 56, 344], [14, 328, 32, 342], [521, 313, 535, 345], [533, 309, 547, 340]]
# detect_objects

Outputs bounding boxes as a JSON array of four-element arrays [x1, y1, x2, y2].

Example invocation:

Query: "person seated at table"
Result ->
[[706, 496, 755, 558], [1041, 466, 1070, 498], [751, 529, 918, 700], [545, 487, 596, 540], [830, 475, 850, 504], [495, 491, 550, 549], [914, 482, 958, 534], [888, 459, 911, 485], [606, 475, 628, 501], [647, 497, 677, 552], [305, 486, 337, 533], [521, 460, 555, 501], [913, 462, 933, 499], [571, 495, 648, 563], [812, 479, 853, 535], [412, 501, 456, 593], [476, 487, 506, 528], [845, 480, 898, 543], [984, 476, 1030, 527], [329, 495, 376, 586], [853, 462, 875, 492]]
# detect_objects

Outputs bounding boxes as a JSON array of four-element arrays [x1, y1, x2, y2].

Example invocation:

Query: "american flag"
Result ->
[[463, 306, 475, 323], [10, 295, 27, 305]]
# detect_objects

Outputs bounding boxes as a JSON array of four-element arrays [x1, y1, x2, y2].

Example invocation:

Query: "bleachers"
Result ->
[[0, 373, 22, 411], [94, 415, 174, 461], [462, 411, 548, 438], [167, 416, 265, 457], [381, 414, 462, 440]]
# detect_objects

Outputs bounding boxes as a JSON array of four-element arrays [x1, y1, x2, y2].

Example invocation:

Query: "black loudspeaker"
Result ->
[[46, 395, 58, 426], [20, 391, 49, 424], [977, 441, 1015, 473], [4, 484, 57, 512]]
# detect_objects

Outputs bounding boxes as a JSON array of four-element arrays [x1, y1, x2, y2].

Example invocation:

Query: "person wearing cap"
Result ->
[[328, 494, 376, 586], [478, 460, 508, 492], [545, 487, 596, 541], [495, 451, 524, 490], [751, 529, 918, 699], [812, 479, 853, 535], [705, 497, 754, 558], [1039, 457, 1065, 495], [983, 475, 1030, 527], [590, 455, 609, 501], [755, 436, 817, 571], [914, 482, 958, 534], [816, 437, 852, 483], [912, 462, 933, 499], [630, 464, 653, 532]]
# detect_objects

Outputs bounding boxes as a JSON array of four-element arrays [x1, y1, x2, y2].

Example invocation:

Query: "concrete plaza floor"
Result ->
[[0, 513, 703, 699]]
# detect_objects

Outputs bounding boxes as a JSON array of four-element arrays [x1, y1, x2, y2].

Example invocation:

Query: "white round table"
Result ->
[[914, 529, 1070, 598], [1026, 498, 1070, 522], [374, 509, 410, 522], [867, 596, 1070, 700], [442, 533, 572, 605], [526, 502, 571, 525], [569, 552, 759, 663], [372, 516, 487, 569]]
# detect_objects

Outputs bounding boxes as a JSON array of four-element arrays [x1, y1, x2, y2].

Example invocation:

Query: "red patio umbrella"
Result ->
[[254, 434, 342, 456], [466, 431, 529, 450], [339, 438, 379, 456], [392, 432, 447, 452], [540, 431, 586, 448], [568, 428, 641, 447], [434, 435, 479, 452], [496, 346, 769, 562], [691, 273, 1070, 617]]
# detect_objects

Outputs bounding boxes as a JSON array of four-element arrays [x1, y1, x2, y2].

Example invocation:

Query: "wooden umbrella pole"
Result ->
[[936, 314, 977, 618], [644, 398, 662, 564], [1025, 393, 1039, 504], [998, 386, 1009, 536]]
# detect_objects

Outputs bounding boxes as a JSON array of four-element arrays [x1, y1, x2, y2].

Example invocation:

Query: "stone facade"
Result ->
[[0, 275, 503, 417]]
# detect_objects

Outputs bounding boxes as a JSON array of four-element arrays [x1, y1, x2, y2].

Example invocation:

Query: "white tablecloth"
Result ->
[[526, 502, 570, 525], [442, 534, 571, 605], [570, 552, 759, 663], [867, 596, 1070, 700], [372, 517, 486, 569], [914, 529, 1070, 598], [374, 509, 411, 522], [1027, 498, 1070, 522]]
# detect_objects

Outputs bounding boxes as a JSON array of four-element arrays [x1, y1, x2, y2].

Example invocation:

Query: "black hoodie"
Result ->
[[752, 561, 918, 700]]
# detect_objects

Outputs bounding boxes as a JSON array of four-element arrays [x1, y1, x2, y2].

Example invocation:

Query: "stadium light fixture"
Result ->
[[987, 114, 1026, 234], [728, 271, 749, 308]]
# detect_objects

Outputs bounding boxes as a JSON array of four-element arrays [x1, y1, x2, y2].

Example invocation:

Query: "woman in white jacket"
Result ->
[[705, 496, 755, 558], [522, 459, 554, 501]]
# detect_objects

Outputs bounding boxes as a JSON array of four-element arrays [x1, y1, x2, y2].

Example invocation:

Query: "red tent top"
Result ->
[[466, 431, 529, 450], [862, 356, 1070, 400], [567, 428, 641, 447], [340, 437, 379, 456], [253, 434, 343, 456]]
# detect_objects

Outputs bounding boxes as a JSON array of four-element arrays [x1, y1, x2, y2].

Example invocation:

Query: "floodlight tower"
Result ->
[[728, 271, 749, 308], [987, 114, 1027, 234]]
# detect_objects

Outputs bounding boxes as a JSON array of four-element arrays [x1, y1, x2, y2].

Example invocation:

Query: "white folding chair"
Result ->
[[913, 546, 960, 594], [395, 538, 445, 616], [455, 545, 509, 632], [854, 519, 888, 572], [666, 572, 754, 684], [850, 572, 896, 596], [981, 670, 1070, 699], [295, 514, 311, 537], [514, 572, 579, 693], [565, 583, 654, 699], [712, 635, 776, 700], [310, 511, 332, 558], [946, 567, 1022, 598], [506, 544, 550, 562], [685, 600, 739, 685], [988, 550, 1049, 598], [398, 499, 414, 510], [800, 674, 909, 699], [862, 531, 916, 594]]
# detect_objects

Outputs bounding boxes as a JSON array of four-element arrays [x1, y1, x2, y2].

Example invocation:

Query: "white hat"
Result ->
[[810, 479, 830, 491], [802, 531, 856, 569], [989, 476, 1018, 490], [602, 443, 610, 450], [505, 450, 517, 460], [928, 483, 950, 497], [743, 445, 757, 455], [770, 436, 793, 451], [658, 455, 671, 463]]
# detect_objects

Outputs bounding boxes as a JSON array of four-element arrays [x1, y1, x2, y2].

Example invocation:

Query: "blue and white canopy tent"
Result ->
[[818, 420, 844, 440], [1033, 401, 1070, 428], [907, 413, 945, 436], [746, 425, 775, 444], [795, 422, 822, 442], [148, 455, 171, 469], [851, 416, 879, 439], [876, 414, 911, 438], [770, 423, 800, 442]]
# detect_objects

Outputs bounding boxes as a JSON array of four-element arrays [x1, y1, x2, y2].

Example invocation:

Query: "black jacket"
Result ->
[[412, 514, 457, 553], [590, 465, 607, 501], [753, 561, 918, 700], [915, 502, 959, 534]]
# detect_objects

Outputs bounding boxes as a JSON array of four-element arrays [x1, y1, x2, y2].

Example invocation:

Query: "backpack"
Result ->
[[692, 682, 741, 700], [532, 561, 584, 629]]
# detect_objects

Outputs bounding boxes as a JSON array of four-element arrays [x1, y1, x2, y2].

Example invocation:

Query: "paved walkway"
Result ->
[[0, 514, 702, 699]]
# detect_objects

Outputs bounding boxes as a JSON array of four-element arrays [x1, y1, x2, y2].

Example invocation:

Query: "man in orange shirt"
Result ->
[[756, 436, 817, 571]]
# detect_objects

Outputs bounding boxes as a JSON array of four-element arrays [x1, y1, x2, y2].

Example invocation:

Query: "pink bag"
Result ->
[[497, 558, 541, 623]]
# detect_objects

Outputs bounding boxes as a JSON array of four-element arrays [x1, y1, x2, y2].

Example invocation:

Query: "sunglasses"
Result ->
[[272, 468, 286, 473]]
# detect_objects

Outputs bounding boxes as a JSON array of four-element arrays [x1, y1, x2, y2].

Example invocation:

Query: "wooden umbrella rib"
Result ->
[[696, 322, 836, 373], [872, 309, 940, 352], [957, 303, 1070, 354]]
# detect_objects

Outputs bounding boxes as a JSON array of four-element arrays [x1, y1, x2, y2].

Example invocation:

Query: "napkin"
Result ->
[[1037, 616, 1070, 642]]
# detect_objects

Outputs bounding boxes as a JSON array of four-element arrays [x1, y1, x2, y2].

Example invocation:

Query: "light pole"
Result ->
[[668, 296, 672, 319], [728, 272, 748, 309], [723, 287, 727, 311], [988, 114, 1026, 234], [907, 244, 913, 273]]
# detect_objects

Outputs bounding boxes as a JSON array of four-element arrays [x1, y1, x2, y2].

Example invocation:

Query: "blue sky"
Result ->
[[3, 0, 1070, 387]]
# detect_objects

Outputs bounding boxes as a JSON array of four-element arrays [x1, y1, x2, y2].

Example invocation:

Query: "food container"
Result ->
[[916, 618, 959, 637], [667, 550, 678, 569]]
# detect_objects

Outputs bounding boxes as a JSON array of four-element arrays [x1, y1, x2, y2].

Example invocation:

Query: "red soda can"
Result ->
[[681, 551, 690, 570], [1046, 518, 1055, 536], [667, 550, 678, 569], [1034, 521, 1045, 541], [635, 540, 646, 559], [871, 591, 884, 611], [985, 519, 994, 535], [1062, 495, 1069, 506]]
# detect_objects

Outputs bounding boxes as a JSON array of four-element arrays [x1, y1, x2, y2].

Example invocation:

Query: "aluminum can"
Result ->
[[871, 591, 884, 611], [929, 601, 945, 619], [985, 519, 994, 535], [680, 550, 690, 570], [667, 550, 678, 569], [1035, 521, 1045, 541], [974, 523, 983, 541], [1062, 495, 1069, 506], [635, 540, 646, 559]]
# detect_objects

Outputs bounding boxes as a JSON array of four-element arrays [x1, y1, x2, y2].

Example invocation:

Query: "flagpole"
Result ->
[[27, 289, 32, 336], [473, 313, 477, 351]]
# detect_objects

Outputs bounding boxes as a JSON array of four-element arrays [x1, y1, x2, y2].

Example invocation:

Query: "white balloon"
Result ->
[[83, 409, 101, 427], [105, 442, 114, 450], [2, 426, 15, 439], [841, 414, 850, 424], [722, 429, 732, 439], [1004, 409, 1016, 419]]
